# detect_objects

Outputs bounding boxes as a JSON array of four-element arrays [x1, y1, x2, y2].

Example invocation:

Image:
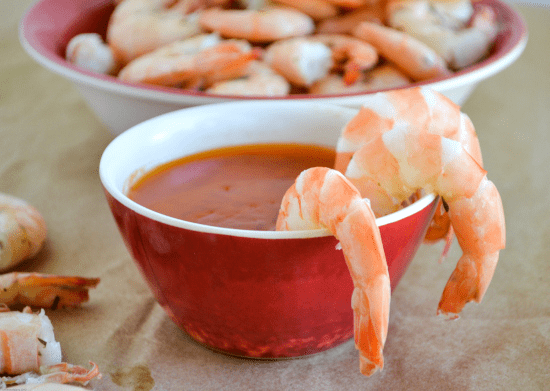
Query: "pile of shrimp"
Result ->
[[65, 0, 499, 96], [276, 87, 505, 376]]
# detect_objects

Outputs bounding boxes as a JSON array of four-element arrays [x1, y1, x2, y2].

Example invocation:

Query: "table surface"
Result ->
[[2, 2, 549, 390]]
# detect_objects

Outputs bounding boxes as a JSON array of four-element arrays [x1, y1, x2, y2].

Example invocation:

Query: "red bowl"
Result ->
[[20, 0, 527, 135], [99, 101, 438, 358]]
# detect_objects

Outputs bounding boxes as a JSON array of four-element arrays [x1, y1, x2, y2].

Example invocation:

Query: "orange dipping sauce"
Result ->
[[127, 143, 336, 231]]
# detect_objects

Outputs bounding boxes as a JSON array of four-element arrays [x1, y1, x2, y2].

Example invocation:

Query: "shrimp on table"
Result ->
[[118, 35, 260, 88], [199, 6, 315, 43], [0, 272, 100, 310], [0, 193, 47, 272], [333, 87, 483, 252], [206, 60, 291, 96], [352, 21, 452, 81], [344, 105, 505, 318], [65, 33, 119, 75], [0, 307, 101, 386], [106, 0, 204, 65], [276, 167, 390, 376]]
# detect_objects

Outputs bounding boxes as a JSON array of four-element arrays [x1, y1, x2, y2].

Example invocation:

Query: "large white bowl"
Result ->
[[20, 0, 527, 136]]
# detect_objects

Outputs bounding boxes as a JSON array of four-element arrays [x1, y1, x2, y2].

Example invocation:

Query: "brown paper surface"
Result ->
[[2, 2, 549, 390]]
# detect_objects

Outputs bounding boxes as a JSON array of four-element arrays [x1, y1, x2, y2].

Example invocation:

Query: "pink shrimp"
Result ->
[[118, 36, 260, 88], [0, 193, 47, 272], [344, 104, 505, 318], [198, 6, 315, 43], [316, 4, 386, 34], [352, 21, 452, 81], [276, 167, 390, 376], [0, 307, 101, 385], [272, 0, 339, 21], [308, 63, 411, 94], [106, 0, 204, 65], [0, 272, 100, 310]]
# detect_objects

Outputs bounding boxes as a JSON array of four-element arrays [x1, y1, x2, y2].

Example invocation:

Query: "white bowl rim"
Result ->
[[19, 0, 528, 104], [99, 100, 437, 240]]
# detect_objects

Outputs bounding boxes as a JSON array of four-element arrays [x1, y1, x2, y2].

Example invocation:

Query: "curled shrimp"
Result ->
[[388, 0, 498, 69], [276, 167, 390, 376], [316, 4, 386, 34], [352, 21, 452, 81], [65, 33, 119, 75], [118, 35, 260, 88], [343, 98, 505, 318], [206, 60, 291, 96], [310, 33, 379, 85], [272, 0, 339, 21], [309, 63, 411, 94], [0, 307, 101, 385], [0, 272, 100, 310], [0, 193, 47, 272], [198, 6, 315, 43], [333, 87, 482, 256], [106, 0, 204, 65]]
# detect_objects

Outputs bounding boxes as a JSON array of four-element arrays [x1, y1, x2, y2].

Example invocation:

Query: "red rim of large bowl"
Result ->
[[20, 0, 527, 104]]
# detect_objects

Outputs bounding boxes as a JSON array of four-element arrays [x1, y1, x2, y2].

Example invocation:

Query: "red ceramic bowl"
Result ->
[[20, 0, 527, 135], [99, 101, 438, 358]]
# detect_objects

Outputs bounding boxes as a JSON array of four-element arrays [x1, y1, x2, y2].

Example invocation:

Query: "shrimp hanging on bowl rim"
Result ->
[[276, 167, 390, 376]]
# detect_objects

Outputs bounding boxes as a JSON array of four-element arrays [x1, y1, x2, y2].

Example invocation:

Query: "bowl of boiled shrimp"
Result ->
[[20, 0, 527, 136], [100, 98, 442, 370]]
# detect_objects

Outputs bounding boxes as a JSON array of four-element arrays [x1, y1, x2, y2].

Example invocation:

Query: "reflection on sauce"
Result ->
[[127, 143, 336, 230]]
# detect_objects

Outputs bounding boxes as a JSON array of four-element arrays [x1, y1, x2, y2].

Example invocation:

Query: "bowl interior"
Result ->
[[20, 0, 527, 101]]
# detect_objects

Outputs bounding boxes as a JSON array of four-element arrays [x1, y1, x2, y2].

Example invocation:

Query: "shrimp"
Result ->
[[106, 0, 203, 65], [264, 37, 333, 87], [344, 104, 505, 318], [0, 193, 47, 272], [333, 87, 483, 250], [388, 0, 499, 69], [310, 34, 379, 85], [118, 35, 260, 88], [0, 272, 100, 310], [352, 21, 452, 81], [276, 167, 390, 376], [308, 63, 411, 94], [206, 60, 291, 96], [198, 6, 315, 43], [65, 33, 119, 75], [272, 0, 339, 21], [0, 307, 101, 386], [316, 4, 386, 34]]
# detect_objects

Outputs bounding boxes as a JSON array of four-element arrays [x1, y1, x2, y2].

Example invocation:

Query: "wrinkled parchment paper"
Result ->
[[2, 2, 549, 389]]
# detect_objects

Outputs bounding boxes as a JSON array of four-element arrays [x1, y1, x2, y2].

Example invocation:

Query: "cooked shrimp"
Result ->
[[264, 37, 333, 87], [308, 63, 411, 94], [310, 34, 379, 84], [0, 307, 101, 385], [0, 193, 47, 272], [344, 110, 505, 318], [119, 36, 260, 88], [272, 0, 339, 21], [316, 4, 386, 34], [198, 6, 315, 43], [352, 21, 452, 81], [106, 0, 203, 65], [65, 33, 119, 75], [0, 272, 100, 310], [206, 60, 291, 96], [388, 0, 498, 69], [276, 167, 390, 376]]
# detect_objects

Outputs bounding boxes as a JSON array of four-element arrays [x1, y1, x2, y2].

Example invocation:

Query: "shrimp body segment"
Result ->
[[0, 272, 100, 310], [276, 167, 390, 376], [345, 122, 505, 318], [199, 7, 315, 43], [65, 33, 119, 75]]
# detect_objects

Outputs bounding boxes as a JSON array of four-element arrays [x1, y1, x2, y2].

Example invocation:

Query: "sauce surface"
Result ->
[[127, 143, 336, 230]]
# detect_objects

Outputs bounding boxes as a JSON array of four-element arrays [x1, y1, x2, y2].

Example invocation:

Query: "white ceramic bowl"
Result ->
[[20, 0, 527, 136]]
